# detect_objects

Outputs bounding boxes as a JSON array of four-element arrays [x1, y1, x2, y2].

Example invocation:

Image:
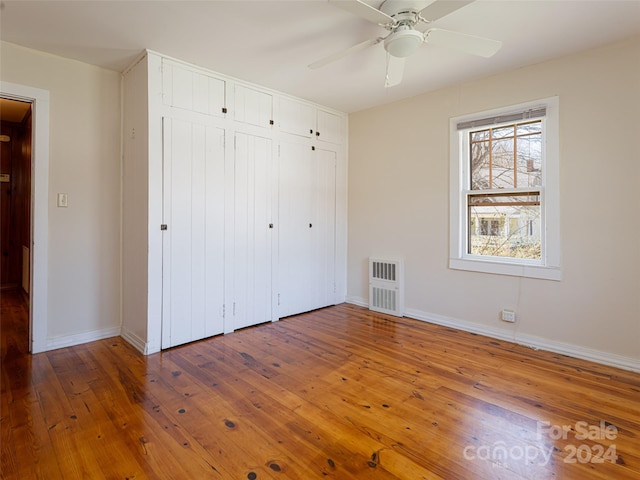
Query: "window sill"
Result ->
[[449, 258, 562, 281]]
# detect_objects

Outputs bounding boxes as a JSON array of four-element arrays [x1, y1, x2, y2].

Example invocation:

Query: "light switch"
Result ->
[[57, 193, 68, 208]]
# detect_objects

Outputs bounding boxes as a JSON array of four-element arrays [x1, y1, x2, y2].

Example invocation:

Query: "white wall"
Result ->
[[348, 36, 640, 369], [0, 42, 121, 346], [120, 55, 150, 353]]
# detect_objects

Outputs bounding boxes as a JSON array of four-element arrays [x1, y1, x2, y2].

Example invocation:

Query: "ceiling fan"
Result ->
[[309, 0, 502, 87]]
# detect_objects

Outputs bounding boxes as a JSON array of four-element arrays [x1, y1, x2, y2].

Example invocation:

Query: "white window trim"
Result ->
[[449, 97, 561, 281]]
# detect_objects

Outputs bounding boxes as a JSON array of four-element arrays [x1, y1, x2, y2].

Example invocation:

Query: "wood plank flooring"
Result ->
[[2, 288, 639, 479]]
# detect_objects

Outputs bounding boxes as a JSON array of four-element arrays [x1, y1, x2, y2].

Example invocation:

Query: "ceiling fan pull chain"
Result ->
[[384, 53, 391, 88]]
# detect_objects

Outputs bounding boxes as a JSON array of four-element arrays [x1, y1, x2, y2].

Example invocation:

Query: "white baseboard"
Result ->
[[120, 327, 151, 355], [345, 298, 640, 373], [45, 326, 121, 352]]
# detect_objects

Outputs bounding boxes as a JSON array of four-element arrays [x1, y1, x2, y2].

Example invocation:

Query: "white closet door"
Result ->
[[316, 110, 343, 144], [278, 141, 337, 317], [162, 59, 226, 117], [233, 132, 273, 330], [310, 147, 337, 310], [279, 97, 314, 138], [234, 85, 273, 129], [162, 118, 226, 349], [278, 140, 313, 318]]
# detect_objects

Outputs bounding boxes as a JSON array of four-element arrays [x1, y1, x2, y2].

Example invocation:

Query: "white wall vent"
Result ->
[[369, 258, 404, 317]]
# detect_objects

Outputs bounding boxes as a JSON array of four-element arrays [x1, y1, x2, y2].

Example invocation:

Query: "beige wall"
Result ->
[[1, 42, 121, 342], [348, 36, 640, 364]]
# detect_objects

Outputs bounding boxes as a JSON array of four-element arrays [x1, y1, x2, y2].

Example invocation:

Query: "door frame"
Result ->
[[0, 81, 50, 354]]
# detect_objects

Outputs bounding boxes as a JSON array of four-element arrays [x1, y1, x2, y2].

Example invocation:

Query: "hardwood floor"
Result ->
[[2, 289, 639, 479]]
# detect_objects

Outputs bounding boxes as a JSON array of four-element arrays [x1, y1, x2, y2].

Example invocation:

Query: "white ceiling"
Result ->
[[1, 0, 639, 113]]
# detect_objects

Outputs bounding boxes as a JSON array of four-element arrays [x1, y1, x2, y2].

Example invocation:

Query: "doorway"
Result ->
[[0, 81, 49, 353], [0, 98, 32, 288], [1, 98, 32, 353]]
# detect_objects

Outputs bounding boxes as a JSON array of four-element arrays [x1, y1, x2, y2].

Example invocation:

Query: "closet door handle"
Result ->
[[309, 223, 313, 228]]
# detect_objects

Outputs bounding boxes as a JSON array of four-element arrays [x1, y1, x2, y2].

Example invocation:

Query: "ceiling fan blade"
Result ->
[[308, 37, 383, 69], [329, 0, 394, 25], [424, 28, 502, 57], [385, 54, 405, 88], [419, 0, 475, 22]]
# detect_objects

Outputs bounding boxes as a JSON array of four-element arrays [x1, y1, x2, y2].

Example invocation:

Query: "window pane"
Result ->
[[471, 129, 490, 142], [470, 120, 543, 191], [515, 133, 542, 188], [470, 139, 490, 189], [468, 194, 541, 260], [492, 125, 514, 139], [491, 138, 514, 188], [516, 122, 542, 136]]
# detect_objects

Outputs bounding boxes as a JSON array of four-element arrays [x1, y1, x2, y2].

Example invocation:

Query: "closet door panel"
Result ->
[[316, 110, 343, 144], [162, 118, 192, 348], [162, 59, 226, 117], [279, 97, 314, 138], [162, 118, 225, 349], [233, 132, 273, 330], [204, 126, 227, 337], [278, 140, 312, 318], [310, 147, 337, 310], [234, 85, 273, 128]]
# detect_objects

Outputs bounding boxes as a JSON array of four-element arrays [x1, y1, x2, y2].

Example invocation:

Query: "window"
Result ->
[[449, 98, 561, 280], [468, 120, 542, 259]]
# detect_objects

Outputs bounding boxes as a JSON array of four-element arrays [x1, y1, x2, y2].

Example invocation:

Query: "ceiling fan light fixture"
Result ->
[[384, 28, 424, 57]]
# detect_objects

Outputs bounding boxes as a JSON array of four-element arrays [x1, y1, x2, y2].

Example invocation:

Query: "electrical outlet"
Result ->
[[501, 309, 516, 323]]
